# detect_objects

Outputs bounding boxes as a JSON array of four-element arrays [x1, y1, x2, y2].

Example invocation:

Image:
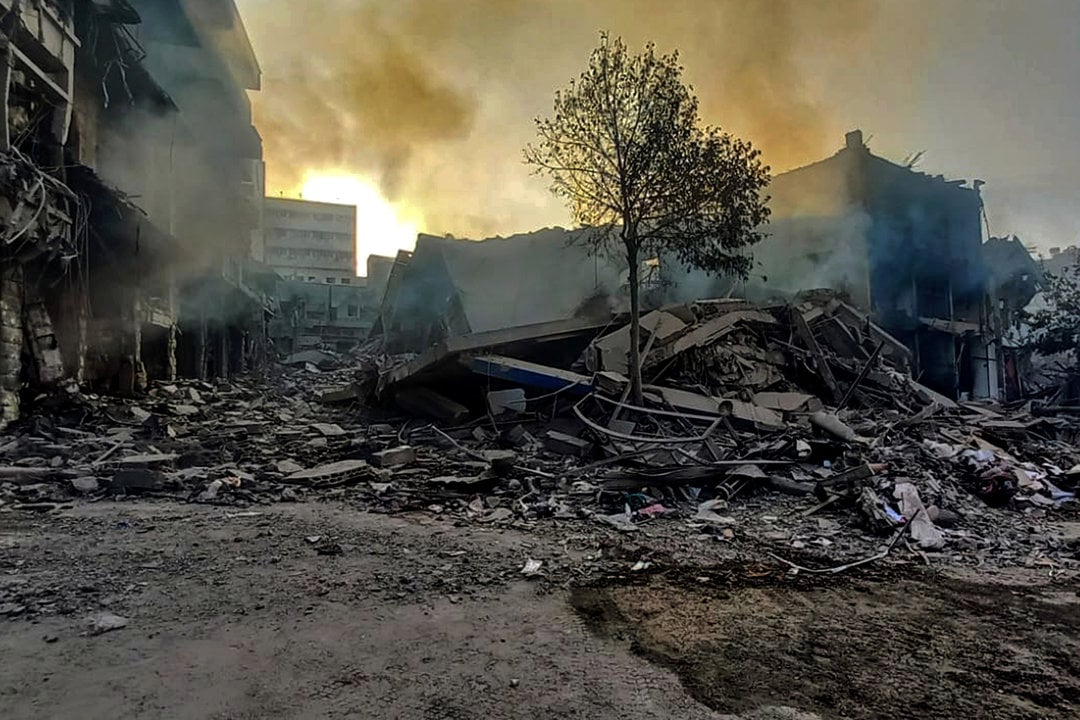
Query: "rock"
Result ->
[[86, 612, 129, 635], [112, 468, 166, 491], [0, 602, 26, 616], [280, 487, 300, 502], [311, 423, 346, 437], [170, 404, 200, 417], [70, 477, 100, 494], [276, 459, 304, 475], [934, 508, 962, 528], [371, 445, 416, 468]]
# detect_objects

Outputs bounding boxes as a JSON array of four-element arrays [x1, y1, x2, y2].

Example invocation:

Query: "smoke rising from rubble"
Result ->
[[237, 0, 1080, 251], [238, 0, 872, 240]]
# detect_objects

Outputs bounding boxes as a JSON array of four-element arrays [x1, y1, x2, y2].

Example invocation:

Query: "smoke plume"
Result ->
[[238, 0, 872, 239], [237, 0, 1080, 252]]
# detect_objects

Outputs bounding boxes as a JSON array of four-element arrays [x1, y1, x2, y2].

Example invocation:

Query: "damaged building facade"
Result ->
[[372, 228, 631, 354], [263, 196, 372, 352], [371, 131, 1019, 403], [749, 130, 997, 400], [0, 0, 267, 429]]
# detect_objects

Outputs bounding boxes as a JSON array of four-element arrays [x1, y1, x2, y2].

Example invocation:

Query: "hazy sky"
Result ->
[[235, 0, 1080, 254]]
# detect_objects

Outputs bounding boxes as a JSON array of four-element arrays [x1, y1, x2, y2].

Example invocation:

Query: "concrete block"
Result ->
[[371, 445, 416, 468], [394, 387, 469, 423], [283, 459, 374, 486], [486, 389, 526, 415], [311, 423, 346, 437], [544, 430, 592, 457], [112, 468, 165, 490]]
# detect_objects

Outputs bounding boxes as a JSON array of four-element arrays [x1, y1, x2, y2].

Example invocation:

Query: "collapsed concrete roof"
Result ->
[[376, 228, 629, 352]]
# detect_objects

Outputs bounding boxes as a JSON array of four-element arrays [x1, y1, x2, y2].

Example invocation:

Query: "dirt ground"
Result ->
[[3, 502, 1080, 719]]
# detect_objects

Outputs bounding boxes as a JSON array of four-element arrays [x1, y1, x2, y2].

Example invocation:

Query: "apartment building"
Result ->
[[264, 197, 358, 284]]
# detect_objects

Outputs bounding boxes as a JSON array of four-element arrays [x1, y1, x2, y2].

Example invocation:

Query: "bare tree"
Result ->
[[525, 33, 770, 403]]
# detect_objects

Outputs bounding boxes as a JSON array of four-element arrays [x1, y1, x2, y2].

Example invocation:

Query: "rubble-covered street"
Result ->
[[6, 1, 1080, 718], [2, 499, 1079, 720], [4, 326, 1080, 718]]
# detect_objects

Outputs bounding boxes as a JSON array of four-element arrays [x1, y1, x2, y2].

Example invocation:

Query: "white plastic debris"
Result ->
[[520, 558, 543, 577]]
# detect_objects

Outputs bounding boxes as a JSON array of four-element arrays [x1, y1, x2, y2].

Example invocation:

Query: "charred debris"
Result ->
[[6, 286, 1080, 572], [0, 5, 1076, 573]]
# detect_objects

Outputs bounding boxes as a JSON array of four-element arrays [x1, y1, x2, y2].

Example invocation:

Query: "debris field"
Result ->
[[4, 294, 1080, 719]]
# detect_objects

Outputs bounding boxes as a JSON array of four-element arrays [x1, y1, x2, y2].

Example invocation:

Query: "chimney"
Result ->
[[845, 129, 864, 150]]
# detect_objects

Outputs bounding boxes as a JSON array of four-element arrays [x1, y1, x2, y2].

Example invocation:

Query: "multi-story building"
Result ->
[[0, 0, 270, 426], [264, 197, 358, 285], [747, 130, 993, 399], [269, 279, 377, 354]]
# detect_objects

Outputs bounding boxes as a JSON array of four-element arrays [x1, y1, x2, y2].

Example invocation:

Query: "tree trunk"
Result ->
[[626, 240, 643, 405]]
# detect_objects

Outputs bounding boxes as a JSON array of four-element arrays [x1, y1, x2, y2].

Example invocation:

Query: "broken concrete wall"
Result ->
[[269, 279, 375, 353], [0, 264, 23, 427], [747, 130, 990, 399], [380, 229, 630, 353], [749, 132, 872, 308]]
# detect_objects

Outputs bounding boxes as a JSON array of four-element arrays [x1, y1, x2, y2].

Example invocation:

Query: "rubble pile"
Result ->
[[365, 293, 1080, 567], [2, 293, 1079, 571], [0, 367, 384, 509]]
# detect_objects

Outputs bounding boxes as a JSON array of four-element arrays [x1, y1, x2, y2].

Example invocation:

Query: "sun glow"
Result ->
[[299, 173, 421, 270]]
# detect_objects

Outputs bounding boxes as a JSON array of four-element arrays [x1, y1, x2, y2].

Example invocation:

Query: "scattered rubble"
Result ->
[[2, 293, 1080, 577]]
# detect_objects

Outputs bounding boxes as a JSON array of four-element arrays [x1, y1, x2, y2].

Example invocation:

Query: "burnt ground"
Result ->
[[572, 567, 1080, 720], [2, 501, 1080, 719]]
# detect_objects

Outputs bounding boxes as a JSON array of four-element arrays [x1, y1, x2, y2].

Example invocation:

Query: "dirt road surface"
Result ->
[[3, 502, 1079, 719]]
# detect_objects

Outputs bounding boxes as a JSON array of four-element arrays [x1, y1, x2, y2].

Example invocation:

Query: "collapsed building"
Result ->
[[372, 228, 634, 354], [368, 131, 1036, 402], [750, 130, 994, 399], [0, 0, 267, 429]]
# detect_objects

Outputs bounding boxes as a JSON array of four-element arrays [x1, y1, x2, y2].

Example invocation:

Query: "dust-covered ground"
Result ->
[[2, 501, 1079, 719]]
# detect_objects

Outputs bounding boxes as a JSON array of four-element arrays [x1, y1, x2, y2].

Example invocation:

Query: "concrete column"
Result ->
[[217, 327, 228, 378], [166, 324, 177, 381], [0, 265, 23, 427], [196, 315, 207, 381]]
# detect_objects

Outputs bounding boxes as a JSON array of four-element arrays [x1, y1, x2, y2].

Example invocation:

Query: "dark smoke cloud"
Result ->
[[237, 0, 1080, 251], [237, 0, 874, 237], [243, 2, 475, 197]]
